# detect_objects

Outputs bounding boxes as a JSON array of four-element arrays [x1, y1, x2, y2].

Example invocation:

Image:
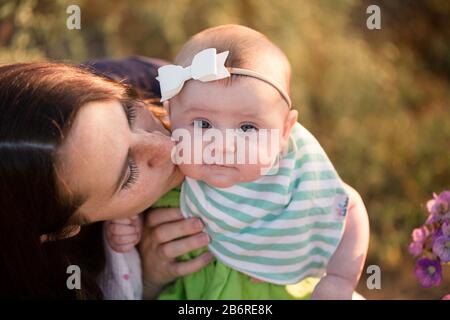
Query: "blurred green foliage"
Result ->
[[1, 0, 449, 298]]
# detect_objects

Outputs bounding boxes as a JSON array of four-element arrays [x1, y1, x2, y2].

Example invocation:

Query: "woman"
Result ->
[[0, 61, 212, 299], [0, 60, 367, 299]]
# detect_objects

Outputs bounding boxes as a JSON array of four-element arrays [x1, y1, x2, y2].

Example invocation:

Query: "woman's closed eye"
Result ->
[[122, 158, 139, 190], [192, 119, 212, 129]]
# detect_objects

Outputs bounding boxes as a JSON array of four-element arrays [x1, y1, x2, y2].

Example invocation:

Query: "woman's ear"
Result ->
[[280, 109, 298, 154]]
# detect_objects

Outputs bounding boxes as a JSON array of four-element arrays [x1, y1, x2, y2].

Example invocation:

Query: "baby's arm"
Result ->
[[311, 183, 369, 300]]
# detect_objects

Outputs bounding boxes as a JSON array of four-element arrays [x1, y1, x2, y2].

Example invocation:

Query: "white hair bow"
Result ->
[[156, 47, 292, 107], [156, 48, 230, 102]]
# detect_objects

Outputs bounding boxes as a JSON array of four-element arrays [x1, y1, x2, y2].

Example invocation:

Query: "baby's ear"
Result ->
[[280, 109, 298, 154]]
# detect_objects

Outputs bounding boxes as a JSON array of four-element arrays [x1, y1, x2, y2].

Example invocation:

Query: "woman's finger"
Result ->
[[145, 208, 184, 228], [168, 251, 214, 277], [158, 232, 209, 259], [150, 218, 204, 244]]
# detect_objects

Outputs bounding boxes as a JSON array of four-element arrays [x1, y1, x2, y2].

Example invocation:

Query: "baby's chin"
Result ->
[[179, 163, 263, 188], [193, 169, 241, 188], [181, 169, 238, 188], [202, 175, 239, 188]]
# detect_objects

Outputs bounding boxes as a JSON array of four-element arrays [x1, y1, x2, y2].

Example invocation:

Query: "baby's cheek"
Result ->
[[235, 163, 266, 182], [249, 137, 280, 165]]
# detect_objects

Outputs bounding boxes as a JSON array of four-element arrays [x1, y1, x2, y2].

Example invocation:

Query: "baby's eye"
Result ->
[[193, 119, 212, 129], [239, 123, 258, 132]]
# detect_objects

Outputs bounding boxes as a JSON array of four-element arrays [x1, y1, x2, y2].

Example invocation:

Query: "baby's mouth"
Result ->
[[207, 163, 235, 170]]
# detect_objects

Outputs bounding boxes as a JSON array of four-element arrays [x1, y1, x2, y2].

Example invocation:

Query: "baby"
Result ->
[[107, 25, 369, 299]]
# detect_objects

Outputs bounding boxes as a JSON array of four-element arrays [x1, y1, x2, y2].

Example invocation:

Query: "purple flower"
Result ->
[[426, 193, 438, 212], [442, 294, 450, 300], [442, 220, 450, 237], [415, 258, 442, 288], [432, 235, 450, 263], [428, 191, 450, 222], [408, 241, 423, 257], [431, 228, 443, 243], [412, 227, 429, 243]]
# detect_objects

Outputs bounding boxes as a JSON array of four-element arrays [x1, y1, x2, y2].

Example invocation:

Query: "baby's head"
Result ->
[[164, 25, 298, 188]]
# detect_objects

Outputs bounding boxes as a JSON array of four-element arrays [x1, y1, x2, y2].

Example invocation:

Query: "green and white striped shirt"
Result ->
[[180, 123, 349, 284]]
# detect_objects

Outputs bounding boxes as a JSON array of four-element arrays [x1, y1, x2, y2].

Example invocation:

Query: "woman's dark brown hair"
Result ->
[[0, 62, 141, 298]]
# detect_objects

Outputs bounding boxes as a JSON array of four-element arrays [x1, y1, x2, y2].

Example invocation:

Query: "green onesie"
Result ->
[[153, 188, 319, 300]]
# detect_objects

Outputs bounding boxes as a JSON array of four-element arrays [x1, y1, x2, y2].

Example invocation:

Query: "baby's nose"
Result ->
[[222, 136, 236, 154]]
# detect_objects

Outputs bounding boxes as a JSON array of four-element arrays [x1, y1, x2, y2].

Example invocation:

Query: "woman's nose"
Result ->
[[132, 130, 174, 166]]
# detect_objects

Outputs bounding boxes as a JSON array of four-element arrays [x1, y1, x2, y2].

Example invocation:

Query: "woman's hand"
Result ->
[[139, 207, 213, 299]]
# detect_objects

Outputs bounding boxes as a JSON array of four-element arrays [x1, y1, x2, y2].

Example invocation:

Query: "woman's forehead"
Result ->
[[56, 100, 129, 200]]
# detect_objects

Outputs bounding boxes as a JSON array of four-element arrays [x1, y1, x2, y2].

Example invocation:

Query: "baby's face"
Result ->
[[168, 78, 295, 188]]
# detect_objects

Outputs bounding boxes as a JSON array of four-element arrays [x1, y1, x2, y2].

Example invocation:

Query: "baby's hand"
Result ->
[[105, 215, 143, 253]]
